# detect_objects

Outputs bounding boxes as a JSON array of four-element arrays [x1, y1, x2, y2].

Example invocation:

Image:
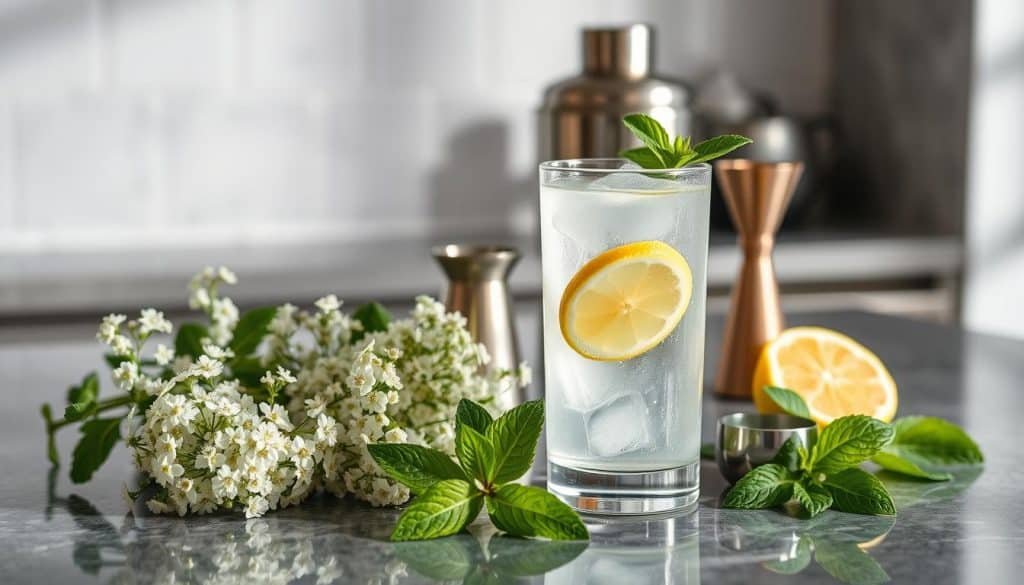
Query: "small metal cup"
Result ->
[[717, 413, 817, 484]]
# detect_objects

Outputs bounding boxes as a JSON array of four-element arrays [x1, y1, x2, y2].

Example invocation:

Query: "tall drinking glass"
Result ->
[[539, 159, 711, 515]]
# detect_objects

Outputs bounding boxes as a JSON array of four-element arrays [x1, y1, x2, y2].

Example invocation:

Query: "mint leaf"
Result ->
[[70, 417, 122, 484], [810, 415, 894, 475], [688, 134, 753, 165], [391, 479, 483, 541], [486, 484, 589, 541], [619, 147, 667, 169], [351, 302, 391, 343], [771, 435, 805, 472], [763, 536, 812, 574], [764, 386, 812, 419], [393, 537, 479, 580], [792, 480, 833, 517], [622, 113, 671, 157], [174, 323, 207, 360], [871, 451, 951, 481], [456, 399, 493, 434], [824, 468, 896, 516], [488, 537, 588, 576], [229, 306, 277, 356], [486, 399, 544, 483], [367, 443, 466, 494], [814, 541, 891, 585], [881, 416, 983, 466], [455, 425, 495, 483], [722, 463, 796, 509]]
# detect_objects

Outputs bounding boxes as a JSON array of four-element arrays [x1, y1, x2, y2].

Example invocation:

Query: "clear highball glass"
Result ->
[[539, 159, 711, 515]]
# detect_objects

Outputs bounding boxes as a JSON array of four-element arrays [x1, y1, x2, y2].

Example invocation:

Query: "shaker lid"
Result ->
[[582, 24, 652, 79]]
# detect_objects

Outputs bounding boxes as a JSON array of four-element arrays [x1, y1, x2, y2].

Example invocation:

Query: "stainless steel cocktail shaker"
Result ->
[[539, 24, 693, 160]]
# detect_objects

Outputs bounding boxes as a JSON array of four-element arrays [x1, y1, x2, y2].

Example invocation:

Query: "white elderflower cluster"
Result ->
[[276, 295, 530, 507], [188, 266, 240, 345], [102, 268, 528, 518], [128, 368, 337, 519]]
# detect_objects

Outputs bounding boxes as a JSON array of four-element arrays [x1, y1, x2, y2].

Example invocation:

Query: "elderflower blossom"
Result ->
[[130, 360, 338, 518], [278, 295, 529, 507], [111, 267, 529, 519]]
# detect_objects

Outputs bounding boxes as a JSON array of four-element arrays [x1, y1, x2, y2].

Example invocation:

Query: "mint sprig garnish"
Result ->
[[725, 386, 986, 518], [620, 113, 751, 169], [370, 399, 589, 542]]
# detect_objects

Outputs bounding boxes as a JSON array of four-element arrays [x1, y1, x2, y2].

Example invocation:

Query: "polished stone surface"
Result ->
[[1, 311, 1022, 584]]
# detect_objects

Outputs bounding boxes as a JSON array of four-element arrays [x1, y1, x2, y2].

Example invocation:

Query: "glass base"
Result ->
[[547, 460, 699, 516]]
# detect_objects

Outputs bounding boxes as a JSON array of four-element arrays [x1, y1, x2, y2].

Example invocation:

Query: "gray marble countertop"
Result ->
[[1, 311, 1020, 584]]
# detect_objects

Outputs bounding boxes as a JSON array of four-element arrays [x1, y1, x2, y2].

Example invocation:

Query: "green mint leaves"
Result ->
[[726, 386, 986, 519], [725, 415, 895, 518], [810, 415, 894, 475], [370, 399, 588, 542], [620, 113, 751, 169]]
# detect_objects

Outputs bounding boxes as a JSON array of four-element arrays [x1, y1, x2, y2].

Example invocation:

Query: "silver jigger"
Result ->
[[432, 244, 525, 410]]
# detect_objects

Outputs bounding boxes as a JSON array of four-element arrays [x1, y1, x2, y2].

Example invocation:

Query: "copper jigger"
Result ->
[[713, 160, 804, 399]]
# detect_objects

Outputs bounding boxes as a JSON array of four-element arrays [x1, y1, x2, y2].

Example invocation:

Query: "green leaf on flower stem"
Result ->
[[41, 404, 59, 467], [174, 323, 207, 360], [810, 415, 894, 475], [70, 417, 122, 484], [687, 134, 753, 165], [792, 480, 833, 518], [486, 399, 544, 484], [880, 416, 983, 466], [67, 372, 99, 405], [351, 302, 391, 343], [764, 386, 812, 419], [771, 435, 805, 473], [368, 443, 466, 495], [456, 425, 495, 483], [230, 356, 269, 388], [824, 468, 896, 516], [871, 451, 951, 481], [722, 463, 797, 509], [488, 536, 589, 576], [620, 147, 667, 169], [763, 535, 813, 575], [64, 372, 100, 422], [456, 399, 494, 434], [229, 306, 277, 356], [391, 479, 483, 541], [486, 484, 589, 541], [814, 541, 891, 585]]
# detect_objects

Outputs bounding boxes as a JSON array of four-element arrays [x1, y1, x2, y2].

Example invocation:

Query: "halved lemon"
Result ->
[[752, 326, 898, 425], [559, 241, 692, 361]]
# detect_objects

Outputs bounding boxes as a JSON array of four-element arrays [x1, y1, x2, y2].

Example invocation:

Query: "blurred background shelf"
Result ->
[[0, 231, 961, 323]]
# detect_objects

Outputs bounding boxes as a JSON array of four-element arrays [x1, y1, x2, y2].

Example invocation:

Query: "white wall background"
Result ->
[[964, 0, 1024, 339], [0, 0, 833, 258]]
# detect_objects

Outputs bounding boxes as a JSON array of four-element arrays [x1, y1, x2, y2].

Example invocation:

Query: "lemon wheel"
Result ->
[[559, 241, 692, 362]]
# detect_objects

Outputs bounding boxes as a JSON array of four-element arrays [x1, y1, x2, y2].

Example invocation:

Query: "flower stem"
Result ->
[[47, 393, 134, 432]]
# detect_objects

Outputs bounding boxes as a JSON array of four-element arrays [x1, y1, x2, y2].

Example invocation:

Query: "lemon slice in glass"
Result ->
[[559, 241, 692, 361]]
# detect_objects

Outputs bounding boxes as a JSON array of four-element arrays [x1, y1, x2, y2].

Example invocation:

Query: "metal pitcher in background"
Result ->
[[432, 244, 525, 410]]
